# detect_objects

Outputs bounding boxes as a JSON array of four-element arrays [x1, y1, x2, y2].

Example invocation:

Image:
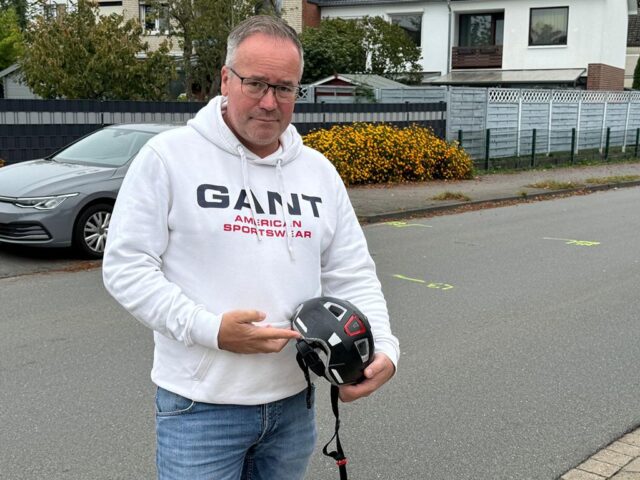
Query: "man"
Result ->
[[103, 15, 399, 480]]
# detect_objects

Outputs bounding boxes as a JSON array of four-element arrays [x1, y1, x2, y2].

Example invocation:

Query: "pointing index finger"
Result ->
[[254, 326, 301, 341]]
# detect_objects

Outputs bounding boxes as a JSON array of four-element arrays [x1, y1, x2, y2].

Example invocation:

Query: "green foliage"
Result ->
[[19, 0, 176, 100], [300, 16, 422, 84], [362, 16, 422, 83], [299, 18, 367, 84], [633, 55, 640, 90], [0, 0, 27, 30], [151, 0, 262, 100], [0, 7, 23, 71]]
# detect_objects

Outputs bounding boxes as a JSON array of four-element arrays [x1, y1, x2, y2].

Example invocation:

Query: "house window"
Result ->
[[529, 7, 568, 46], [389, 13, 422, 47], [459, 13, 504, 47], [139, 3, 169, 34]]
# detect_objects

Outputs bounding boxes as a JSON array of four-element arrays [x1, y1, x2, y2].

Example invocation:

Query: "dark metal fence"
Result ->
[[293, 101, 447, 137], [0, 99, 203, 164], [458, 126, 640, 171], [0, 99, 447, 164]]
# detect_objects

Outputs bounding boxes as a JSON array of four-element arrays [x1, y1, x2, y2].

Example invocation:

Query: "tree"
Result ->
[[0, 0, 28, 30], [299, 18, 367, 84], [19, 0, 176, 100], [633, 55, 640, 90], [0, 7, 23, 71], [362, 16, 422, 82], [300, 16, 422, 84], [151, 0, 264, 101]]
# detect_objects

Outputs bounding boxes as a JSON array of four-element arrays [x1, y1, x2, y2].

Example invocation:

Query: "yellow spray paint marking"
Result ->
[[393, 274, 454, 290], [543, 237, 600, 247], [385, 221, 432, 228], [393, 274, 426, 284]]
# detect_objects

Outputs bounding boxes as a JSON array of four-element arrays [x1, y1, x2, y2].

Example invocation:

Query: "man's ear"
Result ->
[[220, 66, 230, 96]]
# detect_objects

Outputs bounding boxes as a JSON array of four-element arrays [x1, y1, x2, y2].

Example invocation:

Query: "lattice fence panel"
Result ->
[[522, 90, 551, 103], [607, 92, 630, 104], [582, 91, 609, 103], [488, 88, 520, 103], [552, 91, 581, 103]]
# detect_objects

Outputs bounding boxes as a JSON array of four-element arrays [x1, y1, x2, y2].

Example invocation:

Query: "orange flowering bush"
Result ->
[[303, 123, 473, 185]]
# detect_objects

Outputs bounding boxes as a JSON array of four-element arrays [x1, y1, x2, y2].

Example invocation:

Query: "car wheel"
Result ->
[[73, 203, 113, 258]]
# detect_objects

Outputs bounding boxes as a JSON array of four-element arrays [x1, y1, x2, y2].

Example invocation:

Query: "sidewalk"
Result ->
[[347, 160, 640, 480], [347, 161, 640, 224]]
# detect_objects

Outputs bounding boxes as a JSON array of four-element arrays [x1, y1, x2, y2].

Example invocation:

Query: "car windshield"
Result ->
[[52, 128, 156, 167]]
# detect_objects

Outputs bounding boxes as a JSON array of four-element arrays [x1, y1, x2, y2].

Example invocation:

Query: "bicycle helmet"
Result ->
[[291, 296, 375, 386]]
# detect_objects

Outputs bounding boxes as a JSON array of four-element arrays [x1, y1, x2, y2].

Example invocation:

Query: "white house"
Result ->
[[294, 0, 636, 90]]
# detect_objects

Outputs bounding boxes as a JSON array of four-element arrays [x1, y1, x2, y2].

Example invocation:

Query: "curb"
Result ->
[[357, 180, 640, 225]]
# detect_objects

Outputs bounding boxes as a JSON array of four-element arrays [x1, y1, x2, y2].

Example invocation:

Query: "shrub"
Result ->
[[303, 123, 473, 185], [0, 158, 5, 168]]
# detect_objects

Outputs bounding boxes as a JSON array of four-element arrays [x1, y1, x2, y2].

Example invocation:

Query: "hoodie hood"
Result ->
[[187, 95, 302, 166]]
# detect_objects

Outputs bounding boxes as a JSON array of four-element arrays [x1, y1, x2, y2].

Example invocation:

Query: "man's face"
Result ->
[[221, 33, 302, 158]]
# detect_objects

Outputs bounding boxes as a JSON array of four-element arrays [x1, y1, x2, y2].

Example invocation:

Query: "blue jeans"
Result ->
[[155, 386, 316, 480]]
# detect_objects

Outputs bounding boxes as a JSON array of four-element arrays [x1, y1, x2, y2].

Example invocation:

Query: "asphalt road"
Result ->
[[1, 187, 639, 479], [0, 243, 99, 279]]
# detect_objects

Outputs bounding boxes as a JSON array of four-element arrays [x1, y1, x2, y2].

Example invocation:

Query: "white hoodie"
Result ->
[[102, 96, 399, 405]]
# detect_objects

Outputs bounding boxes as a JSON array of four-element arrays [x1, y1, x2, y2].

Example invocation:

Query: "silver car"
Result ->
[[0, 123, 177, 258]]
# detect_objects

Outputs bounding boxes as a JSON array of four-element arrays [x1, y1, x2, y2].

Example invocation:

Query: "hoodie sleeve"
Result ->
[[102, 145, 221, 350], [320, 172, 400, 368]]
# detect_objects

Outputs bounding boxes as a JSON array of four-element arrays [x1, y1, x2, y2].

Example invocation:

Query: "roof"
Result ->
[[310, 73, 408, 88], [0, 64, 20, 79], [428, 69, 586, 86]]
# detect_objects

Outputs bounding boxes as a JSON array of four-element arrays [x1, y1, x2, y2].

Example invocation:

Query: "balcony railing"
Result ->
[[452, 45, 503, 69]]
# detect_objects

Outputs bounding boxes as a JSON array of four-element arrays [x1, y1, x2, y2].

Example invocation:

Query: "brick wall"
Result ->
[[282, 0, 302, 32], [282, 0, 320, 32], [587, 63, 625, 91], [302, 0, 320, 28]]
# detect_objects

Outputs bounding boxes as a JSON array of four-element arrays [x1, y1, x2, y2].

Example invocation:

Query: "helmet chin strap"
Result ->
[[323, 385, 348, 480], [295, 347, 315, 409], [296, 346, 349, 480]]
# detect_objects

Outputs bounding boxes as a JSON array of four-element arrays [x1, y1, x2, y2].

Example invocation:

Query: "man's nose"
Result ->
[[259, 87, 278, 110]]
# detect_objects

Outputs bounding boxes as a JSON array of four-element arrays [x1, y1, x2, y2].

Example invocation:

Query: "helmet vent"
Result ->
[[354, 338, 370, 363], [324, 302, 347, 321], [328, 332, 342, 346]]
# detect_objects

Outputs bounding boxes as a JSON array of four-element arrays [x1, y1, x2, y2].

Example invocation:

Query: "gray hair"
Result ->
[[226, 15, 304, 76]]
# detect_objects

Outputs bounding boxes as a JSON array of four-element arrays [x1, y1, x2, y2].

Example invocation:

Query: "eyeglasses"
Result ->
[[228, 67, 300, 103]]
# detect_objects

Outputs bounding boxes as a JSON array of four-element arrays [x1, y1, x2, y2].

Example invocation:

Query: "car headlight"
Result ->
[[13, 193, 79, 210]]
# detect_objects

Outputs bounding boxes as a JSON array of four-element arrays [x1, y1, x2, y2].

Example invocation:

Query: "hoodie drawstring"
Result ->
[[237, 146, 295, 260], [276, 159, 295, 259], [238, 146, 262, 243]]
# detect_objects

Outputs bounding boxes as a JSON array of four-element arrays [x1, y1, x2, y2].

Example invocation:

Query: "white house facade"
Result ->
[[304, 0, 636, 89]]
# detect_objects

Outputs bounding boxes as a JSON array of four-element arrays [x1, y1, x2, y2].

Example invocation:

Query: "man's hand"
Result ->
[[338, 353, 395, 402], [218, 309, 301, 354]]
